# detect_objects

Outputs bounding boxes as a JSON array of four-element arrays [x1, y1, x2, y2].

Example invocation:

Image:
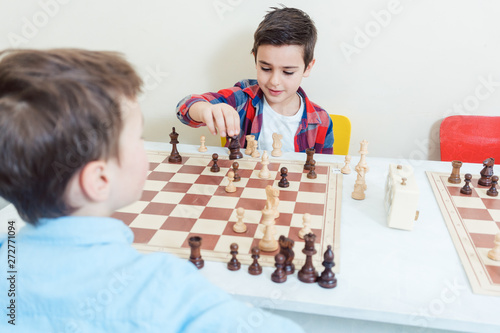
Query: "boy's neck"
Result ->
[[264, 92, 301, 117]]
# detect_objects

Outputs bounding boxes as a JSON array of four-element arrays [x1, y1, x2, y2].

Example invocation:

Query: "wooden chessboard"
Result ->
[[112, 150, 343, 272], [427, 171, 500, 296]]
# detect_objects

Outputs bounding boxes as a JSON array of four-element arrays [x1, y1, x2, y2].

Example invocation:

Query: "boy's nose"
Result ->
[[270, 72, 280, 86]]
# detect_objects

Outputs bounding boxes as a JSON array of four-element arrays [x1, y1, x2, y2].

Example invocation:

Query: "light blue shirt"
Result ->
[[0, 216, 304, 332]]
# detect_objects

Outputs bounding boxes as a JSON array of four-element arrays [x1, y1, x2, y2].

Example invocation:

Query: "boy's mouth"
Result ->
[[268, 89, 283, 96]]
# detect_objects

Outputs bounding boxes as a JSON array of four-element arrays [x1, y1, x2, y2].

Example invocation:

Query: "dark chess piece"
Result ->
[[232, 162, 241, 182], [248, 246, 262, 275], [210, 153, 220, 172], [304, 148, 315, 170], [307, 160, 317, 179], [278, 167, 290, 188], [279, 235, 295, 275], [448, 160, 462, 184], [228, 136, 243, 160], [188, 236, 204, 269], [298, 233, 318, 283], [227, 243, 241, 271], [460, 173, 472, 195], [487, 175, 499, 197], [317, 245, 337, 289], [478, 157, 495, 187], [168, 127, 182, 164], [271, 253, 287, 283]]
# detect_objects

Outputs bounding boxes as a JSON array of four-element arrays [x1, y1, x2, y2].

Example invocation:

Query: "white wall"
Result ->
[[1, 0, 498, 160]]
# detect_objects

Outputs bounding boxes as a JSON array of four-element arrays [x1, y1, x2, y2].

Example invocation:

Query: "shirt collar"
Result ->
[[20, 216, 134, 246]]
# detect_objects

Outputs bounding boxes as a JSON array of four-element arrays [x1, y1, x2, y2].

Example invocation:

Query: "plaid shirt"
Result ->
[[176, 79, 334, 154]]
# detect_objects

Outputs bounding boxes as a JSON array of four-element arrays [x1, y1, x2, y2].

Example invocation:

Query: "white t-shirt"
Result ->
[[258, 94, 304, 152]]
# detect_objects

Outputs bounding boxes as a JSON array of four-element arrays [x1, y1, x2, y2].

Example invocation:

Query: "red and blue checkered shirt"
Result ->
[[176, 79, 334, 154]]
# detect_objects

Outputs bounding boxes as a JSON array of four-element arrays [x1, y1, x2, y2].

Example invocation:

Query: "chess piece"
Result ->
[[317, 245, 337, 289], [245, 135, 255, 155], [304, 148, 315, 170], [487, 232, 500, 261], [278, 167, 290, 188], [258, 207, 278, 252], [307, 160, 317, 179], [298, 233, 318, 283], [233, 207, 247, 233], [259, 150, 271, 179], [248, 247, 263, 275], [225, 171, 237, 193], [168, 127, 182, 164], [265, 185, 280, 219], [228, 136, 243, 160], [460, 173, 472, 195], [298, 213, 312, 239], [210, 153, 220, 172], [351, 167, 366, 200], [271, 253, 287, 283], [355, 140, 369, 174], [487, 175, 498, 197], [188, 236, 204, 269], [227, 243, 241, 271], [448, 160, 462, 184], [198, 135, 208, 152], [271, 133, 283, 157], [232, 162, 241, 182], [251, 140, 260, 158], [279, 235, 295, 275], [478, 157, 494, 187], [341, 155, 351, 174]]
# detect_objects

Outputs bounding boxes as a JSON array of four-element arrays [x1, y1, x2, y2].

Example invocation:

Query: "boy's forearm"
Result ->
[[187, 101, 210, 123]]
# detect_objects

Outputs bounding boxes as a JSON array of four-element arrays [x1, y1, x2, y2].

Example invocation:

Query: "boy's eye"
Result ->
[[260, 67, 271, 72], [284, 71, 295, 75]]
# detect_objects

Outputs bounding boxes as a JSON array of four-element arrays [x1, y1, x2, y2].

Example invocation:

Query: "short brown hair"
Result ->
[[0, 49, 142, 225], [252, 7, 317, 68]]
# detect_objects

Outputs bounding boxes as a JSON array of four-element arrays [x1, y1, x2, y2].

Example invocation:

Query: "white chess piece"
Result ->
[[259, 207, 278, 252], [355, 140, 369, 173], [271, 133, 283, 157], [351, 167, 366, 200], [488, 232, 500, 261], [251, 140, 260, 158], [298, 213, 312, 239], [341, 155, 351, 174], [265, 185, 280, 219], [245, 135, 255, 155], [259, 150, 271, 179], [225, 171, 237, 193], [198, 135, 208, 152], [233, 207, 247, 233]]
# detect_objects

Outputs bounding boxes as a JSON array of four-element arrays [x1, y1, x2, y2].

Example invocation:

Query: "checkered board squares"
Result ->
[[113, 150, 343, 272], [427, 172, 500, 296]]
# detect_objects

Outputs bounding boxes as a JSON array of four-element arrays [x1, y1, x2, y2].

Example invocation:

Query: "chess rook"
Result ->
[[188, 236, 204, 269], [304, 148, 315, 170], [448, 160, 462, 184]]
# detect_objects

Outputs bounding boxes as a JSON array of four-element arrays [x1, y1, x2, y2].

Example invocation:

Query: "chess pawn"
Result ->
[[245, 135, 255, 155], [460, 173, 472, 195], [487, 232, 500, 261], [232, 162, 241, 182], [233, 207, 247, 233], [225, 171, 237, 193], [487, 175, 498, 197], [188, 236, 204, 269], [271, 133, 283, 157], [307, 160, 317, 179], [341, 155, 351, 174], [227, 243, 241, 271], [448, 160, 462, 184], [259, 150, 271, 179], [248, 247, 262, 275], [210, 153, 220, 172], [271, 254, 287, 283], [298, 213, 312, 239], [317, 245, 337, 289], [251, 140, 260, 158], [198, 135, 208, 152], [278, 167, 290, 188]]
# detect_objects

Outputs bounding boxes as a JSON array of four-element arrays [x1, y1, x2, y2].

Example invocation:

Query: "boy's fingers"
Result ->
[[212, 107, 227, 138], [202, 109, 217, 136]]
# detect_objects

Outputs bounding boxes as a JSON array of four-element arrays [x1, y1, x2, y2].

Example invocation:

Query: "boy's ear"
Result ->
[[79, 160, 111, 202], [303, 59, 316, 78]]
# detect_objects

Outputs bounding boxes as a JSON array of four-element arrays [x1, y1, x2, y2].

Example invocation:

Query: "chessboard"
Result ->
[[112, 150, 343, 272], [427, 171, 500, 296]]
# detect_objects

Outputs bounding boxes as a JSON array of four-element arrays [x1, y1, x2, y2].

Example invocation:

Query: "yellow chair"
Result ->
[[221, 114, 351, 155]]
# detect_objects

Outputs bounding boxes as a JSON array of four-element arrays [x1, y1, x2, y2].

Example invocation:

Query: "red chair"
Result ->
[[440, 115, 500, 163]]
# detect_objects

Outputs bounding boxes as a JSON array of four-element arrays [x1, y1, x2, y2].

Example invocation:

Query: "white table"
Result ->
[[1, 142, 499, 333]]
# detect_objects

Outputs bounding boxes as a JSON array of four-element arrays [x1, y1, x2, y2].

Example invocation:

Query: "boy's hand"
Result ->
[[189, 102, 240, 138]]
